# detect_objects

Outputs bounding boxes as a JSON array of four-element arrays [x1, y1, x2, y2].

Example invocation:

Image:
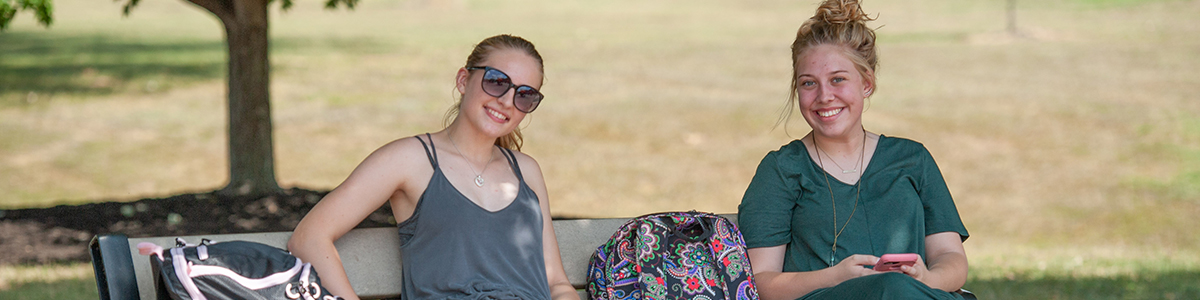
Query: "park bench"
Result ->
[[89, 214, 738, 300]]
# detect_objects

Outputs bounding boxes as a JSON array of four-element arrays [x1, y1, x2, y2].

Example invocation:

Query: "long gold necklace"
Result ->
[[813, 128, 867, 266]]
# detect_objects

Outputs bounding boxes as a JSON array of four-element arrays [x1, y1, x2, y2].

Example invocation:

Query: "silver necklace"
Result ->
[[813, 128, 866, 266], [447, 132, 495, 187]]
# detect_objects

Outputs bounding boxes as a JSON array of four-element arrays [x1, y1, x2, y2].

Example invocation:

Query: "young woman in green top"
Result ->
[[736, 0, 970, 299]]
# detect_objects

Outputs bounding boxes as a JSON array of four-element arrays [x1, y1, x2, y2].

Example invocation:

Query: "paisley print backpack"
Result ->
[[586, 211, 759, 300]]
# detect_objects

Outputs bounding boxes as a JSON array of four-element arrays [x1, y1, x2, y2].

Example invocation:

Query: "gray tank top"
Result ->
[[396, 134, 551, 300]]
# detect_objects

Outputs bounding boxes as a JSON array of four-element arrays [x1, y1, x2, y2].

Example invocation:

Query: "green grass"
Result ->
[[0, 279, 97, 300], [0, 32, 225, 104], [0, 33, 401, 107], [969, 271, 1200, 299], [963, 249, 1200, 298], [0, 263, 96, 299]]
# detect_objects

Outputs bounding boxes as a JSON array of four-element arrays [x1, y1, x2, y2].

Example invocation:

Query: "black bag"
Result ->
[[586, 211, 760, 300], [138, 238, 342, 300]]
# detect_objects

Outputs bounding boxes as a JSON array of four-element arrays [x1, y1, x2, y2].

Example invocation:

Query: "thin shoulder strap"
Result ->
[[500, 148, 526, 183], [415, 133, 439, 168]]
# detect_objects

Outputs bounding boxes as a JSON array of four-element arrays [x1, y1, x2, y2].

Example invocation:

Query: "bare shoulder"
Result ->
[[368, 136, 433, 164], [507, 149, 544, 174], [344, 136, 436, 184], [507, 149, 548, 190]]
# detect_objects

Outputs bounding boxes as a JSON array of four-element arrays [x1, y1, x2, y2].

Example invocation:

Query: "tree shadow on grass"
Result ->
[[0, 32, 395, 105], [0, 32, 227, 103], [967, 270, 1200, 299]]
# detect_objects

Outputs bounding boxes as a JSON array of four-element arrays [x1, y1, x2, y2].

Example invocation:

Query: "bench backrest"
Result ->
[[91, 214, 736, 300]]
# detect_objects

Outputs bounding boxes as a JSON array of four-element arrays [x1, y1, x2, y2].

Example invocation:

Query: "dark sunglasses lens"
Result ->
[[481, 69, 511, 97], [514, 86, 542, 113]]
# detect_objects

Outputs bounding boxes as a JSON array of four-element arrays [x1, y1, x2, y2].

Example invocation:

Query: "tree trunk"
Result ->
[[1007, 0, 1018, 36], [187, 0, 280, 198]]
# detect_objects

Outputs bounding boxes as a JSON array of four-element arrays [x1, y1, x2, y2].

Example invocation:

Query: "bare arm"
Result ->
[[514, 153, 580, 300], [899, 232, 967, 292], [747, 245, 883, 300], [287, 139, 421, 300]]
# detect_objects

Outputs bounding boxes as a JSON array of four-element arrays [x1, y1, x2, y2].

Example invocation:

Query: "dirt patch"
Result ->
[[0, 188, 395, 266]]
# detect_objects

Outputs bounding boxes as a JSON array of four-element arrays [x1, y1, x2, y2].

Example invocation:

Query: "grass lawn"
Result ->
[[2, 0, 1198, 297], [3, 257, 1200, 299]]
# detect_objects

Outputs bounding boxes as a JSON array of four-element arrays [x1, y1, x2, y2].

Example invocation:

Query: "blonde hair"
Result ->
[[444, 34, 544, 151], [780, 0, 878, 127]]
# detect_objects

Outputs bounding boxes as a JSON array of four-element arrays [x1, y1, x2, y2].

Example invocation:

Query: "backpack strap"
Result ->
[[658, 213, 714, 241], [170, 247, 207, 300]]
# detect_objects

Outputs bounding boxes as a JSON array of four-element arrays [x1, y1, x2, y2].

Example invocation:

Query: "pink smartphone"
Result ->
[[873, 253, 919, 272]]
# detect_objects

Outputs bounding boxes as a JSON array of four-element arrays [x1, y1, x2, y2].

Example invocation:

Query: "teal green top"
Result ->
[[737, 135, 969, 273]]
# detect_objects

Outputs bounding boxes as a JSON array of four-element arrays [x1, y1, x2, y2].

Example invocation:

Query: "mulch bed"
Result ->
[[0, 188, 395, 266]]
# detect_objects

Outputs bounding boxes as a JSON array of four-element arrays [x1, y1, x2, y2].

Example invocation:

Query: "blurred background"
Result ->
[[1, 0, 1198, 298]]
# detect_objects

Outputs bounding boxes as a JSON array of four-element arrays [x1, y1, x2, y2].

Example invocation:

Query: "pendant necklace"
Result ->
[[813, 128, 867, 266], [447, 132, 495, 187]]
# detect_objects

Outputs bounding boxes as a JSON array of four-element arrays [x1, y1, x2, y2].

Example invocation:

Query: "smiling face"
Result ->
[[454, 48, 544, 139], [795, 44, 874, 139]]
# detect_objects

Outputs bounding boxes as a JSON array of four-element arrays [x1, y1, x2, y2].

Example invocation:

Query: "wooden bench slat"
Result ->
[[550, 218, 631, 289], [95, 214, 737, 300], [125, 228, 404, 300]]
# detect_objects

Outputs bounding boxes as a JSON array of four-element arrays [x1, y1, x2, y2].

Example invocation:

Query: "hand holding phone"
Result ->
[[872, 253, 919, 272]]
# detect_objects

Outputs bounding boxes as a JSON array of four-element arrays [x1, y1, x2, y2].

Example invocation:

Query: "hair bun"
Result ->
[[814, 0, 874, 25]]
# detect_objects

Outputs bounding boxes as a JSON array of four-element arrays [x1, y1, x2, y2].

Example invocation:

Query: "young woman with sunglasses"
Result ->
[[736, 1, 970, 299], [288, 34, 579, 300]]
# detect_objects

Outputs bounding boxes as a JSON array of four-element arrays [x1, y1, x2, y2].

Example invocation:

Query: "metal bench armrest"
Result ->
[[90, 234, 140, 300]]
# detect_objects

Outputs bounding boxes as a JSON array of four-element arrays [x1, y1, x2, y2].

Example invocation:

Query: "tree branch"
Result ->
[[0, 0, 53, 30], [183, 0, 234, 23], [324, 0, 358, 10]]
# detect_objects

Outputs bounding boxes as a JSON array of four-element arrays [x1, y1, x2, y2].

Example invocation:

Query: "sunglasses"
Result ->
[[465, 66, 544, 113]]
